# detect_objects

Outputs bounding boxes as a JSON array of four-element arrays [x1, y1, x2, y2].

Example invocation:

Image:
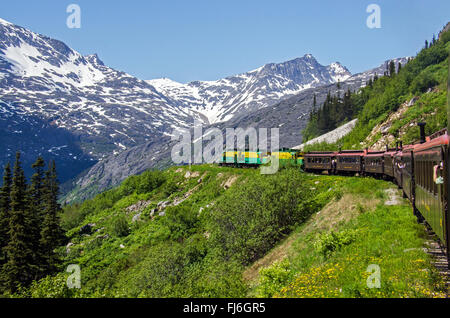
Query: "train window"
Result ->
[[422, 161, 426, 188], [421, 161, 426, 189], [422, 161, 427, 189], [421, 161, 424, 188], [427, 161, 432, 193], [417, 161, 421, 186], [422, 161, 426, 189], [433, 161, 438, 195]]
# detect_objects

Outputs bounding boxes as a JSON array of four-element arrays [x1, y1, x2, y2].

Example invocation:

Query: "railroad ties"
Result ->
[[423, 231, 450, 297]]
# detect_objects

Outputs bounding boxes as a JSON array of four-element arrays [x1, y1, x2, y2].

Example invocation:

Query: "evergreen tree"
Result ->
[[397, 62, 402, 74], [28, 157, 46, 278], [39, 160, 64, 276], [312, 93, 317, 113], [0, 163, 12, 266], [1, 153, 36, 292], [425, 39, 429, 49], [389, 60, 396, 77]]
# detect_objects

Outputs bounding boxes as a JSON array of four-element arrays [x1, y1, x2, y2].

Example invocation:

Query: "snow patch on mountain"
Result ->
[[148, 55, 352, 124], [293, 119, 358, 150]]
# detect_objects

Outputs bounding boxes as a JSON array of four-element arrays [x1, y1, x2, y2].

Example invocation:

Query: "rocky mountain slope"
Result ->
[[65, 57, 408, 203], [1, 17, 351, 182], [147, 55, 351, 124], [293, 119, 358, 150]]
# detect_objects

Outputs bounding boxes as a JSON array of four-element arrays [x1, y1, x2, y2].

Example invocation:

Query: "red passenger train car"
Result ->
[[302, 123, 449, 264]]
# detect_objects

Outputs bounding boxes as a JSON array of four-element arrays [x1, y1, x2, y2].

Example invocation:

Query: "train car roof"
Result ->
[[337, 150, 365, 156], [413, 132, 450, 152], [365, 152, 385, 157], [304, 152, 336, 157]]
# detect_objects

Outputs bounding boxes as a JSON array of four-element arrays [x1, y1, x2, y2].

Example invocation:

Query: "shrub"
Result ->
[[411, 71, 439, 94], [314, 229, 358, 257], [163, 179, 180, 197], [208, 169, 316, 265], [27, 273, 74, 298], [111, 215, 130, 237], [256, 260, 292, 298], [161, 205, 199, 240], [136, 170, 166, 194]]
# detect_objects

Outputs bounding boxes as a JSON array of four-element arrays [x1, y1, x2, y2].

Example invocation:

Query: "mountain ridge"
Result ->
[[0, 17, 354, 182], [147, 54, 351, 124], [65, 56, 409, 203]]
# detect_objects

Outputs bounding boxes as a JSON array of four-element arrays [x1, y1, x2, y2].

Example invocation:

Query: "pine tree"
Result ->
[[312, 93, 317, 114], [425, 40, 429, 49], [39, 160, 64, 276], [1, 153, 37, 292], [28, 157, 46, 278], [389, 60, 396, 77], [397, 62, 402, 74], [0, 163, 12, 266]]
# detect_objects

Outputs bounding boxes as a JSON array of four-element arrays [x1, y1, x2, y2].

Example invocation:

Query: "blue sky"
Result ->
[[1, 0, 449, 83]]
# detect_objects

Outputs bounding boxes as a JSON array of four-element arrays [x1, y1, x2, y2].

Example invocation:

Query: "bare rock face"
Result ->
[[407, 96, 419, 107], [126, 200, 151, 214], [222, 176, 238, 189], [157, 201, 170, 210], [132, 213, 142, 223]]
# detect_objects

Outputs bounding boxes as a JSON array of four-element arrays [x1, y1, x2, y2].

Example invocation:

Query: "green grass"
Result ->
[[8, 165, 446, 298], [252, 177, 447, 298]]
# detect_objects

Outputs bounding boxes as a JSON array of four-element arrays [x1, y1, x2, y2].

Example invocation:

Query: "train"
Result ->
[[219, 123, 450, 267], [303, 123, 449, 267], [219, 148, 304, 167]]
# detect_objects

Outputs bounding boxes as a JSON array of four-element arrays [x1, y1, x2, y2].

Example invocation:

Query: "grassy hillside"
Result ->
[[3, 164, 446, 298], [303, 28, 450, 151], [249, 178, 447, 298], [4, 27, 448, 300], [9, 165, 329, 297]]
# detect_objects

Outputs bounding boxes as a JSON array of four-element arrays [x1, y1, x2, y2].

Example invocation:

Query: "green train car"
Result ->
[[219, 148, 303, 168], [219, 150, 270, 167]]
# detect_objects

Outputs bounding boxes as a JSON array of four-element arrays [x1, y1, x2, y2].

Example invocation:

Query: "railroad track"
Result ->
[[424, 230, 450, 297]]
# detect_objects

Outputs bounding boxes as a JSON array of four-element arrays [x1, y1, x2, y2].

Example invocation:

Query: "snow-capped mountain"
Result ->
[[69, 56, 408, 202], [147, 54, 351, 124], [0, 17, 354, 181], [0, 17, 196, 160]]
